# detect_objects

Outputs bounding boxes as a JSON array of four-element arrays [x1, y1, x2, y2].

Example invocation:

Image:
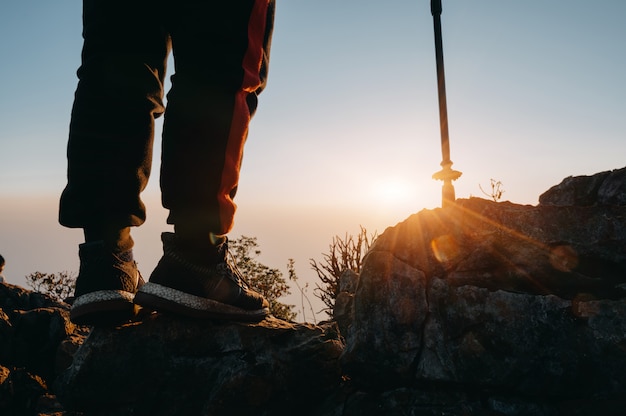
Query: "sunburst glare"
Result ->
[[371, 177, 413, 205]]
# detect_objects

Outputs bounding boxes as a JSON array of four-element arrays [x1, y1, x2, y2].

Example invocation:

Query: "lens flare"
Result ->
[[549, 245, 579, 272], [430, 234, 460, 263]]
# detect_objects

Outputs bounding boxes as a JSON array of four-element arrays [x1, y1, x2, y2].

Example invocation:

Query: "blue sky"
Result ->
[[1, 1, 625, 319]]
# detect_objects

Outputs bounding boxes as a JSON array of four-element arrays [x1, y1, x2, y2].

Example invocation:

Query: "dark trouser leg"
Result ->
[[59, 0, 170, 250], [161, 0, 275, 239]]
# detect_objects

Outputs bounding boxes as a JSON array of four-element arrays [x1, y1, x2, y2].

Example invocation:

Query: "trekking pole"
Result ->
[[430, 0, 462, 208]]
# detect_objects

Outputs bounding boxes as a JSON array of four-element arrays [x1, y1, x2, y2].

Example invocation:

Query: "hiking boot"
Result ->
[[134, 232, 269, 322], [70, 241, 143, 326]]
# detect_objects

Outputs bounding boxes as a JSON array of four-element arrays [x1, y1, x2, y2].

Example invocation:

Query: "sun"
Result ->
[[370, 177, 414, 205]]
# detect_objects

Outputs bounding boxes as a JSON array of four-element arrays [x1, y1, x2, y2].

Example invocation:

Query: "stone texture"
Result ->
[[341, 251, 427, 387], [539, 166, 626, 206], [333, 269, 359, 337], [340, 193, 626, 414], [0, 283, 87, 416], [365, 199, 626, 299], [55, 314, 344, 416]]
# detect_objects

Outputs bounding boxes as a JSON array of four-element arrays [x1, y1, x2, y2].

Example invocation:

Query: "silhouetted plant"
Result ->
[[25, 271, 76, 302], [480, 178, 505, 202], [311, 226, 377, 317], [287, 258, 317, 324], [230, 236, 297, 321]]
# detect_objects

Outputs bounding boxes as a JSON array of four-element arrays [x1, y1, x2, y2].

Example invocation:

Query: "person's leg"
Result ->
[[59, 0, 170, 325], [161, 0, 275, 239], [60, 0, 169, 234], [134, 0, 276, 321]]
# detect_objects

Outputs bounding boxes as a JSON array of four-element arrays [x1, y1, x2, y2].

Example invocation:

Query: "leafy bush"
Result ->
[[230, 236, 297, 321]]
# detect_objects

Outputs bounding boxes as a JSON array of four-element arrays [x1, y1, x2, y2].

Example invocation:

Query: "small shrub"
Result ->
[[287, 259, 316, 324], [311, 226, 377, 317], [25, 271, 76, 302], [230, 236, 297, 321], [480, 178, 505, 202]]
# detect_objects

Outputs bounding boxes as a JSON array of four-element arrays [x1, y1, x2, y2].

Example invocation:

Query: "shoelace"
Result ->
[[165, 234, 254, 292], [223, 245, 252, 290]]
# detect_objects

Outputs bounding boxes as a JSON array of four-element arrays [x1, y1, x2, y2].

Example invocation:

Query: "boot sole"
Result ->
[[70, 290, 138, 326], [134, 282, 269, 322]]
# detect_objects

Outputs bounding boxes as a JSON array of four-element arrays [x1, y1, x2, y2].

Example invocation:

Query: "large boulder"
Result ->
[[1, 279, 345, 416], [341, 192, 626, 414], [55, 314, 344, 415]]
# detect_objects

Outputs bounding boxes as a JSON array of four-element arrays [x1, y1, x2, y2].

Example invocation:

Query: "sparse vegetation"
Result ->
[[287, 258, 317, 324], [310, 226, 377, 317], [480, 178, 505, 202], [25, 271, 76, 302]]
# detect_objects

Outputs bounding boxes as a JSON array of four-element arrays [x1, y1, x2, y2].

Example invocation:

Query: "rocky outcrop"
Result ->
[[55, 314, 344, 415], [341, 167, 626, 415], [332, 269, 359, 336], [1, 280, 344, 416], [0, 283, 88, 415], [539, 166, 626, 206], [2, 167, 626, 415]]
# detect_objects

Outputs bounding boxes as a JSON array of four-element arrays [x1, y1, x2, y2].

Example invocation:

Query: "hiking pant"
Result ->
[[59, 0, 275, 235]]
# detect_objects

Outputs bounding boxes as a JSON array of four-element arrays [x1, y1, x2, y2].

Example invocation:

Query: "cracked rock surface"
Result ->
[[339, 168, 626, 414]]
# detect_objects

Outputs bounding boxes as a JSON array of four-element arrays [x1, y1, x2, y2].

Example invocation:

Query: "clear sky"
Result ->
[[1, 1, 625, 320]]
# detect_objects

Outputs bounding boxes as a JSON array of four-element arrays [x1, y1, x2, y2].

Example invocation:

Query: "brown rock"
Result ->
[[55, 314, 344, 415], [341, 194, 626, 408]]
